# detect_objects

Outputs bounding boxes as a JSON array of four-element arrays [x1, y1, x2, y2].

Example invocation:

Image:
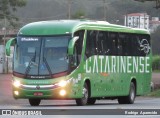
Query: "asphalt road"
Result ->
[[0, 73, 160, 118]]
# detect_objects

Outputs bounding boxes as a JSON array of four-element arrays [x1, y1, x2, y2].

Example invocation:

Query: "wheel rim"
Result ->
[[130, 86, 135, 101], [83, 87, 88, 99], [82, 84, 89, 101]]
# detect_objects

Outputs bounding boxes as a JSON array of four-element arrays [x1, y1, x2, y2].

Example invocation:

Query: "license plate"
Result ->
[[34, 92, 43, 96]]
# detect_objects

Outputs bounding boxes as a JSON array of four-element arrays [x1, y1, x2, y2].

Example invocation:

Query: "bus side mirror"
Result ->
[[6, 38, 16, 56], [68, 36, 79, 55]]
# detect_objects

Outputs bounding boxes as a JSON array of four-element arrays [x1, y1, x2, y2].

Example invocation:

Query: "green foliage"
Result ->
[[0, 0, 26, 27], [151, 26, 160, 55], [147, 89, 160, 97], [72, 10, 86, 19], [152, 55, 160, 71]]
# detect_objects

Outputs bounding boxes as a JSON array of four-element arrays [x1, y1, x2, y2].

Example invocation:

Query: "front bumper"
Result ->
[[13, 84, 81, 99]]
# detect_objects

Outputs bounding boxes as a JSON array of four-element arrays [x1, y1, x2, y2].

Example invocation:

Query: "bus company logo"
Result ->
[[85, 56, 150, 74], [36, 85, 40, 90], [30, 76, 45, 79], [139, 39, 150, 54], [21, 38, 38, 41]]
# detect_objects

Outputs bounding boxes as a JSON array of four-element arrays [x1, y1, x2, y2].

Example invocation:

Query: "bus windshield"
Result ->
[[14, 35, 70, 78]]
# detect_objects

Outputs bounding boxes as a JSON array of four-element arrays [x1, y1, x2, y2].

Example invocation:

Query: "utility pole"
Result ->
[[3, 16, 6, 47], [68, 0, 71, 19], [3, 16, 7, 73], [103, 0, 106, 21]]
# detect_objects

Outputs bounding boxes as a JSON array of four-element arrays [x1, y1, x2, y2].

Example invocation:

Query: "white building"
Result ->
[[0, 45, 13, 73], [124, 13, 149, 30]]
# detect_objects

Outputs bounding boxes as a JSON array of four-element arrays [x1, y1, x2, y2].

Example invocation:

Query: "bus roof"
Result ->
[[18, 20, 150, 36]]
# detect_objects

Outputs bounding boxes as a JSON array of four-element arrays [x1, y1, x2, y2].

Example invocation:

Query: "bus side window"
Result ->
[[109, 32, 118, 55], [104, 31, 112, 55], [117, 34, 123, 56], [132, 34, 143, 56], [85, 30, 97, 58], [74, 30, 85, 65], [103, 31, 109, 55], [132, 35, 141, 56], [85, 31, 92, 57], [125, 34, 132, 56], [119, 33, 129, 56], [96, 31, 106, 55]]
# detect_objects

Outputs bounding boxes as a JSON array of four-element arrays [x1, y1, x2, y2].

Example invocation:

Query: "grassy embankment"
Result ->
[[147, 89, 160, 97]]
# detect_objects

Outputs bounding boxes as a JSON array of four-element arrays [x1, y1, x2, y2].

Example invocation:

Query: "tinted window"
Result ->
[[85, 30, 97, 57], [85, 30, 151, 57], [73, 30, 85, 65]]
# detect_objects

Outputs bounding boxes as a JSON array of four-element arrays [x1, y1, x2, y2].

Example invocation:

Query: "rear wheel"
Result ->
[[87, 98, 96, 105], [76, 83, 89, 106], [118, 82, 136, 104], [29, 99, 41, 106]]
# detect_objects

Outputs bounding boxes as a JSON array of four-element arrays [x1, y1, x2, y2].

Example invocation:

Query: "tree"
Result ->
[[151, 26, 160, 55], [72, 10, 86, 19], [0, 0, 26, 27]]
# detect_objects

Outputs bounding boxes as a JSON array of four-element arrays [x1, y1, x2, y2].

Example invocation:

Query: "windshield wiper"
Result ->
[[25, 51, 37, 77], [43, 57, 52, 77]]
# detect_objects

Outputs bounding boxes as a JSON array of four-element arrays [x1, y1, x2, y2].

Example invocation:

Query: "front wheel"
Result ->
[[118, 82, 136, 104], [76, 83, 89, 106], [29, 99, 41, 106]]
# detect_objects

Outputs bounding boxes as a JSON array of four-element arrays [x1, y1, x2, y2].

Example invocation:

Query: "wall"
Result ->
[[0, 45, 13, 73]]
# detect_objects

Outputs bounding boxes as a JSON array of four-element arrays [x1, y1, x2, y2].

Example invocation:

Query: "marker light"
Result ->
[[59, 90, 66, 96], [58, 80, 67, 87], [13, 80, 21, 88], [14, 91, 19, 96]]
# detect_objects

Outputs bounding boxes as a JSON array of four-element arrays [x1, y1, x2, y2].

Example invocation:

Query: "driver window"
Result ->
[[73, 30, 85, 66]]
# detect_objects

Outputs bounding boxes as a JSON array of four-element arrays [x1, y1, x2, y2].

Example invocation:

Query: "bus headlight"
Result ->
[[13, 80, 21, 88], [58, 80, 67, 87]]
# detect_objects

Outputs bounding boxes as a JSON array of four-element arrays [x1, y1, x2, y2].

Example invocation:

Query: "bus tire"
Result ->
[[29, 99, 41, 106], [118, 82, 136, 104], [87, 98, 96, 105], [76, 83, 89, 106]]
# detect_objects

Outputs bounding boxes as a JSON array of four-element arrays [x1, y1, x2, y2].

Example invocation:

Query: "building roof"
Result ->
[[127, 13, 148, 16]]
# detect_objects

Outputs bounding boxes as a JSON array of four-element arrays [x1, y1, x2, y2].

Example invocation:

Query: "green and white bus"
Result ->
[[6, 20, 152, 106]]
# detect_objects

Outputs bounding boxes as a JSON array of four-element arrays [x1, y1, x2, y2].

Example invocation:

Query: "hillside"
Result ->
[[15, 0, 160, 26]]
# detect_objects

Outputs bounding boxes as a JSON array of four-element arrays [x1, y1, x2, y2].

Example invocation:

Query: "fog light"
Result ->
[[59, 90, 66, 96], [13, 80, 21, 88], [14, 91, 19, 96]]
